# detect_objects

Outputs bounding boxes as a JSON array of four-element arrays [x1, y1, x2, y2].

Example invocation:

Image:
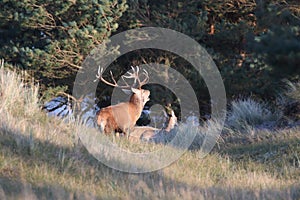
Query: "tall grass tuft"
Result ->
[[0, 61, 39, 118], [285, 81, 300, 102], [0, 60, 76, 148], [277, 80, 300, 122], [226, 98, 282, 132]]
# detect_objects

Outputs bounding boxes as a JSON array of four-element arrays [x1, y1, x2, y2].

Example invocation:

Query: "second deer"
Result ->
[[128, 108, 178, 142]]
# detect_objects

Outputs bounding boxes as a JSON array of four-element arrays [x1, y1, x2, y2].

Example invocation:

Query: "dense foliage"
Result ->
[[0, 0, 299, 105], [0, 0, 127, 98]]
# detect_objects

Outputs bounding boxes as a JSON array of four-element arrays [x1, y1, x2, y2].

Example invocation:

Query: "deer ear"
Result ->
[[131, 87, 140, 94], [121, 89, 132, 95]]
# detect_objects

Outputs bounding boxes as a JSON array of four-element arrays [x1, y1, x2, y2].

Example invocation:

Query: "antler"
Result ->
[[95, 66, 149, 89], [94, 66, 131, 89], [123, 66, 149, 89]]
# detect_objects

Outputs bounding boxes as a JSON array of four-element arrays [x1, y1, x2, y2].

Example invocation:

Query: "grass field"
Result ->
[[0, 66, 300, 199]]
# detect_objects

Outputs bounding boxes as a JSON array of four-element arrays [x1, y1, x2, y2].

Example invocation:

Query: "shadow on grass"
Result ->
[[219, 134, 300, 180], [0, 177, 99, 200], [221, 136, 300, 162], [0, 122, 300, 199], [1, 176, 299, 200]]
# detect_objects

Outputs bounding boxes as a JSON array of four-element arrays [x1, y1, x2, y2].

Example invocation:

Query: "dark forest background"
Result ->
[[0, 0, 299, 111]]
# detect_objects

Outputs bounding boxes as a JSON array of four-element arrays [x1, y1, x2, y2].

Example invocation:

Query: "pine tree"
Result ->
[[0, 0, 128, 96]]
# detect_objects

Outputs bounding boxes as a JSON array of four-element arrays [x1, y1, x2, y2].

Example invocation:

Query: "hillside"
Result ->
[[1, 66, 300, 199]]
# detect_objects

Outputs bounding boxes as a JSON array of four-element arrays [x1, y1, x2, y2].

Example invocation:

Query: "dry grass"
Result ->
[[226, 98, 282, 132], [0, 65, 299, 199]]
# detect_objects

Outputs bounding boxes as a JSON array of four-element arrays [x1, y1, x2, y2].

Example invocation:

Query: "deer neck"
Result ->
[[128, 94, 144, 122], [129, 94, 143, 111]]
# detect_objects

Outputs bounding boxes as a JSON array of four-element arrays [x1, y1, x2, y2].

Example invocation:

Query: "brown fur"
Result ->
[[96, 88, 150, 135], [128, 110, 178, 142]]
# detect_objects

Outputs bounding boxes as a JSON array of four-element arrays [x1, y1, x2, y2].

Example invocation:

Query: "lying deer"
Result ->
[[128, 108, 178, 142], [95, 66, 150, 135]]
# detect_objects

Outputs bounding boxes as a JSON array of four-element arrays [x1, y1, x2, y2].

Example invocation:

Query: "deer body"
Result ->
[[95, 66, 150, 135], [96, 88, 150, 134], [128, 110, 177, 142]]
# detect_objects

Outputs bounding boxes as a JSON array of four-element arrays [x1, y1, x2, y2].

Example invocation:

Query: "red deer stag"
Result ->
[[95, 66, 150, 135]]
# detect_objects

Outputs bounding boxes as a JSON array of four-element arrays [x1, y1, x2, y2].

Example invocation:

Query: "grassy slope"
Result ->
[[0, 67, 299, 200]]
